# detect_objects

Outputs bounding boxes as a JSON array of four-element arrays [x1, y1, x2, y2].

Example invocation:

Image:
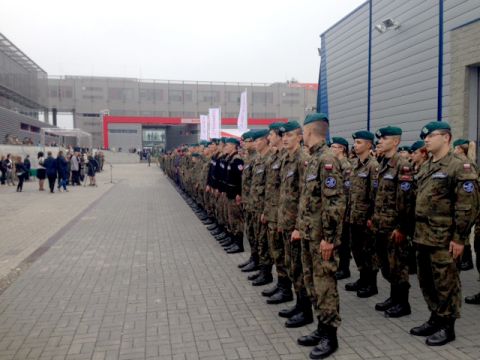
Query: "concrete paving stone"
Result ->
[[0, 165, 478, 359]]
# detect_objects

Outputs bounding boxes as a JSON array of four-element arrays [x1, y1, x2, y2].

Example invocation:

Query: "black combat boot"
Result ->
[[242, 255, 260, 272], [248, 270, 261, 281], [261, 283, 280, 297], [346, 268, 367, 292], [226, 235, 244, 254], [357, 270, 378, 298], [220, 236, 234, 247], [375, 285, 395, 311], [202, 217, 214, 225], [410, 313, 440, 336], [459, 245, 474, 271], [279, 288, 306, 318], [309, 324, 338, 359], [210, 227, 223, 236], [267, 277, 293, 304], [252, 265, 273, 286], [207, 223, 218, 231], [465, 292, 480, 304], [426, 318, 456, 346], [285, 294, 313, 328], [297, 318, 323, 346], [216, 232, 228, 241], [384, 284, 411, 318], [238, 257, 253, 269]]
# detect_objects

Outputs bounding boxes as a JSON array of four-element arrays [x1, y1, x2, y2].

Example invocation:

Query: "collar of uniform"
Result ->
[[386, 152, 400, 169], [431, 150, 453, 166], [309, 139, 327, 155]]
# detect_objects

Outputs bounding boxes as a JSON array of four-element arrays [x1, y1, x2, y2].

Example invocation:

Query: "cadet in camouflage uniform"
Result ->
[[276, 121, 313, 328], [344, 131, 380, 298], [294, 113, 345, 359], [453, 139, 476, 272], [238, 131, 260, 272], [329, 137, 353, 280], [372, 126, 415, 318], [260, 122, 293, 304], [248, 129, 274, 286], [410, 122, 479, 346]]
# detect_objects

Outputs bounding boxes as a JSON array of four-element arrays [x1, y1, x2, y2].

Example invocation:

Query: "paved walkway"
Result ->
[[0, 164, 478, 360]]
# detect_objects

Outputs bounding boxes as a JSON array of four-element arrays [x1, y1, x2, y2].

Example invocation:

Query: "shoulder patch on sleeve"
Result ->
[[324, 163, 333, 171]]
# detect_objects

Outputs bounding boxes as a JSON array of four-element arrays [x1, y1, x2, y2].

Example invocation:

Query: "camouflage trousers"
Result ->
[[416, 244, 461, 319], [350, 223, 377, 273], [282, 232, 304, 292], [253, 213, 271, 267], [215, 193, 228, 227], [267, 222, 287, 278], [244, 210, 258, 258], [375, 231, 410, 287], [301, 239, 341, 328], [227, 199, 244, 236]]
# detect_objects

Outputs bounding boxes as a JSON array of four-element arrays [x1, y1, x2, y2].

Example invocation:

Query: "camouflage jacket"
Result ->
[[277, 147, 305, 232], [296, 140, 346, 246], [414, 151, 479, 247], [241, 151, 256, 211], [348, 155, 379, 226], [372, 153, 415, 235], [262, 148, 285, 223], [249, 153, 268, 214]]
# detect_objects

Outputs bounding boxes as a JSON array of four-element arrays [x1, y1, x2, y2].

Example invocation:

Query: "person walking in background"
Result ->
[[87, 154, 98, 186], [0, 155, 6, 185], [70, 151, 81, 186], [36, 151, 46, 191], [5, 154, 15, 186], [24, 155, 31, 181], [43, 151, 57, 193], [15, 156, 27, 192], [56, 150, 68, 192]]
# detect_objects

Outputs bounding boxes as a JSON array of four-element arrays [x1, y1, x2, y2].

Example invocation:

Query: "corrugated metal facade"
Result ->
[[321, 0, 480, 144]]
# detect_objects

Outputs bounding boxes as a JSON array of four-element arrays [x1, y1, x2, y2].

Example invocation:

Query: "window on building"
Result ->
[[109, 129, 138, 134], [80, 113, 100, 117], [82, 95, 104, 100], [83, 86, 103, 92], [252, 92, 273, 104], [108, 88, 134, 101], [227, 91, 241, 103], [198, 90, 220, 103], [20, 123, 29, 131], [282, 99, 300, 105], [139, 88, 164, 102]]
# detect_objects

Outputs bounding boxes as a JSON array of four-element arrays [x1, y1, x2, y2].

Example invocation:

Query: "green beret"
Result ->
[[352, 130, 375, 142], [268, 122, 286, 131], [375, 126, 402, 138], [420, 121, 451, 139], [278, 121, 301, 134], [220, 137, 227, 144], [241, 131, 253, 141], [210, 138, 220, 145], [225, 138, 240, 146], [453, 139, 470, 148], [304, 113, 329, 126], [199, 140, 209, 146], [331, 137, 349, 150], [410, 140, 425, 152], [398, 146, 411, 153], [191, 153, 201, 157], [251, 129, 269, 140], [190, 143, 199, 147]]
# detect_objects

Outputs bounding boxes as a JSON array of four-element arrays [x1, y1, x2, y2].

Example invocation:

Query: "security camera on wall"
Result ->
[[375, 18, 400, 33]]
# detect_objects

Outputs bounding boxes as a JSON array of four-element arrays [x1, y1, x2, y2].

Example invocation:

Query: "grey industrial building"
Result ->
[[318, 0, 480, 151], [47, 76, 317, 149], [0, 33, 58, 145]]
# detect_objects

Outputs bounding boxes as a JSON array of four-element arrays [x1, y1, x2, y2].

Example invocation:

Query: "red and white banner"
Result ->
[[208, 108, 221, 139], [237, 90, 248, 132], [200, 115, 209, 140]]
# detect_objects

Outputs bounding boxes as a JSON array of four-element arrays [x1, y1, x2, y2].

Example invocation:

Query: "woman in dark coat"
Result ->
[[87, 155, 98, 186], [43, 151, 58, 193], [15, 156, 27, 192], [56, 151, 69, 192]]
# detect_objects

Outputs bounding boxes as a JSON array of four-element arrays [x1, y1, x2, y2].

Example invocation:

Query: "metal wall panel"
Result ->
[[324, 2, 370, 141]]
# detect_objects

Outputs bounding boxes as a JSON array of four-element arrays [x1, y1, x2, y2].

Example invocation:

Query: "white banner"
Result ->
[[208, 108, 221, 139], [200, 115, 209, 140], [237, 89, 248, 132]]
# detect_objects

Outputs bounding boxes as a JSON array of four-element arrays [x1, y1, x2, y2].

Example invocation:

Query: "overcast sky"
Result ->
[[1, 0, 365, 84]]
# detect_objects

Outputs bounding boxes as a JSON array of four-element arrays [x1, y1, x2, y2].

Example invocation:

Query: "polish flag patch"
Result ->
[[324, 164, 333, 171]]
